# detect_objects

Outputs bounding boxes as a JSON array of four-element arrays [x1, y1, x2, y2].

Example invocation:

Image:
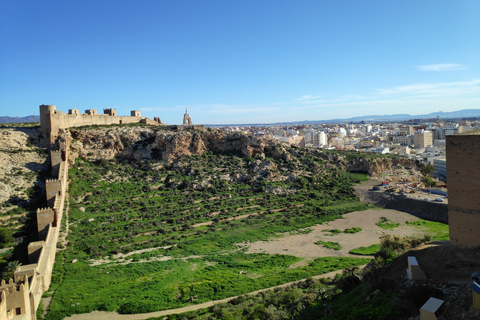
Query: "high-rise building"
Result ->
[[313, 131, 327, 146], [413, 130, 433, 149]]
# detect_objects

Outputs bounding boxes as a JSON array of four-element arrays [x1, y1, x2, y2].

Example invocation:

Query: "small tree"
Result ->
[[0, 227, 14, 248], [422, 176, 437, 194], [420, 163, 435, 177], [2, 261, 21, 280]]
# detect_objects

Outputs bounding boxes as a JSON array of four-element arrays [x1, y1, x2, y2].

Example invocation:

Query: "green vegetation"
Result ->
[[46, 141, 376, 319], [376, 217, 400, 230], [323, 229, 342, 236], [343, 227, 362, 234], [147, 234, 436, 320], [315, 241, 342, 251], [0, 122, 40, 128], [46, 252, 369, 318], [406, 219, 449, 241], [0, 227, 14, 248], [323, 227, 362, 235], [349, 244, 380, 255]]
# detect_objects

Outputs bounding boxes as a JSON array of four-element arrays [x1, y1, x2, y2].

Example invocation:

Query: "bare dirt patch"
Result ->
[[246, 209, 425, 261]]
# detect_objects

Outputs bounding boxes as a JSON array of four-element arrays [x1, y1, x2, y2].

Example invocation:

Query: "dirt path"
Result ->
[[192, 204, 303, 228], [64, 267, 359, 320]]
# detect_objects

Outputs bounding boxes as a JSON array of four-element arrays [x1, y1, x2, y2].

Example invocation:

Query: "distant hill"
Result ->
[[207, 108, 480, 127], [0, 115, 37, 123], [338, 109, 480, 122]]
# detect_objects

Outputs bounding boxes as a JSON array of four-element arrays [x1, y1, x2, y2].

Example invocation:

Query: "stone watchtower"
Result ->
[[183, 108, 192, 125], [446, 129, 480, 247]]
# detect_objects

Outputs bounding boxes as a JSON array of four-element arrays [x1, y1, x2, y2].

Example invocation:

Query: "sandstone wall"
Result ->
[[0, 139, 69, 319], [446, 132, 480, 247]]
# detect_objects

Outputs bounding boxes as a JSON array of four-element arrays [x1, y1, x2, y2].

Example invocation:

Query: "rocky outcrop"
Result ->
[[64, 127, 295, 164], [63, 126, 418, 181], [346, 157, 421, 176]]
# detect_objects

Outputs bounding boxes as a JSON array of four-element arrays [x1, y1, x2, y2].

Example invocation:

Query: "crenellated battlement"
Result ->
[[0, 138, 70, 319], [45, 179, 62, 208], [51, 150, 62, 177], [39, 104, 163, 143]]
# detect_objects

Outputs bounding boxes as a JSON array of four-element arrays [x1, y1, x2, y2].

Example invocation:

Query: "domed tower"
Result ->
[[183, 108, 192, 125]]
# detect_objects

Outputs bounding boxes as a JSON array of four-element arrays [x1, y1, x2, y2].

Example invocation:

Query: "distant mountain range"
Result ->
[[2, 109, 479, 126], [0, 115, 38, 124], [328, 109, 480, 123], [208, 108, 480, 127]]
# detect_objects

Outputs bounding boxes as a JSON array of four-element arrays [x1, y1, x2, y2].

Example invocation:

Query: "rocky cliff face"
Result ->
[[62, 126, 418, 179], [64, 127, 314, 165], [346, 157, 421, 177]]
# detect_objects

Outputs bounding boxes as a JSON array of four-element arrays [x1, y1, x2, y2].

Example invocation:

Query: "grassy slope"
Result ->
[[45, 144, 375, 319]]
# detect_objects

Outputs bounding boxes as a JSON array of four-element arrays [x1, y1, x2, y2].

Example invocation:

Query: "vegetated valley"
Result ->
[[0, 124, 452, 320], [45, 125, 376, 319]]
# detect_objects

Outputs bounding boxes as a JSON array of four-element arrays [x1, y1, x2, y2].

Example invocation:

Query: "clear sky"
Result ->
[[1, 1, 479, 124]]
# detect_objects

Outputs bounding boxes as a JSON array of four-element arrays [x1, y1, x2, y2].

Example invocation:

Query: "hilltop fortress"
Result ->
[[0, 104, 202, 319], [39, 104, 163, 144]]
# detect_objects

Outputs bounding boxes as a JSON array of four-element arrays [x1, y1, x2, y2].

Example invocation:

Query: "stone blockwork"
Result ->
[[446, 129, 480, 247], [39, 105, 162, 144], [0, 139, 69, 319]]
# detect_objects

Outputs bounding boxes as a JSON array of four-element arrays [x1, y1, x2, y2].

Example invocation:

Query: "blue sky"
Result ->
[[1, 1, 479, 124]]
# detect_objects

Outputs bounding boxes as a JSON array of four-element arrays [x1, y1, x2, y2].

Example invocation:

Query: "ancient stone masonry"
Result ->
[[446, 129, 480, 247], [0, 135, 69, 319], [39, 104, 162, 144], [0, 104, 197, 318]]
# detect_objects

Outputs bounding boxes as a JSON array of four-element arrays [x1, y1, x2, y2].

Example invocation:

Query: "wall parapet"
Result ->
[[1, 137, 70, 319], [40, 104, 161, 143]]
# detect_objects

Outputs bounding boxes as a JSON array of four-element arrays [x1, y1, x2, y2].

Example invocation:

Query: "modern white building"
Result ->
[[433, 158, 447, 178]]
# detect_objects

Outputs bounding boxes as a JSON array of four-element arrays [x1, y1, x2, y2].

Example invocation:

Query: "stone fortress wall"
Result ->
[[0, 104, 182, 319], [0, 137, 69, 319], [39, 105, 162, 144]]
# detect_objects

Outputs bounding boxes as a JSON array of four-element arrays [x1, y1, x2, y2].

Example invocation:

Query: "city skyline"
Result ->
[[1, 1, 479, 124]]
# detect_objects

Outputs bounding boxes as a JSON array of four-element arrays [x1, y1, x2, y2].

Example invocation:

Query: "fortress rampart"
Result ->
[[39, 105, 162, 143], [0, 132, 70, 319], [0, 104, 196, 318]]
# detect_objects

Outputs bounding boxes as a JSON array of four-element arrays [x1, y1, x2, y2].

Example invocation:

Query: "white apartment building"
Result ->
[[337, 128, 347, 139], [314, 131, 328, 146]]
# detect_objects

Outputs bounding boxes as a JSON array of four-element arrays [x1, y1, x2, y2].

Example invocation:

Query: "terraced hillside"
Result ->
[[46, 126, 378, 319]]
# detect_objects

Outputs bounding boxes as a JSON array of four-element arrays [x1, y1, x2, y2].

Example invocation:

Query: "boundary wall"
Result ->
[[39, 105, 162, 144], [0, 133, 70, 319]]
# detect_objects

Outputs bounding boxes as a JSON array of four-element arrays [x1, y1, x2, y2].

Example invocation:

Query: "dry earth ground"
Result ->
[[246, 208, 425, 262]]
